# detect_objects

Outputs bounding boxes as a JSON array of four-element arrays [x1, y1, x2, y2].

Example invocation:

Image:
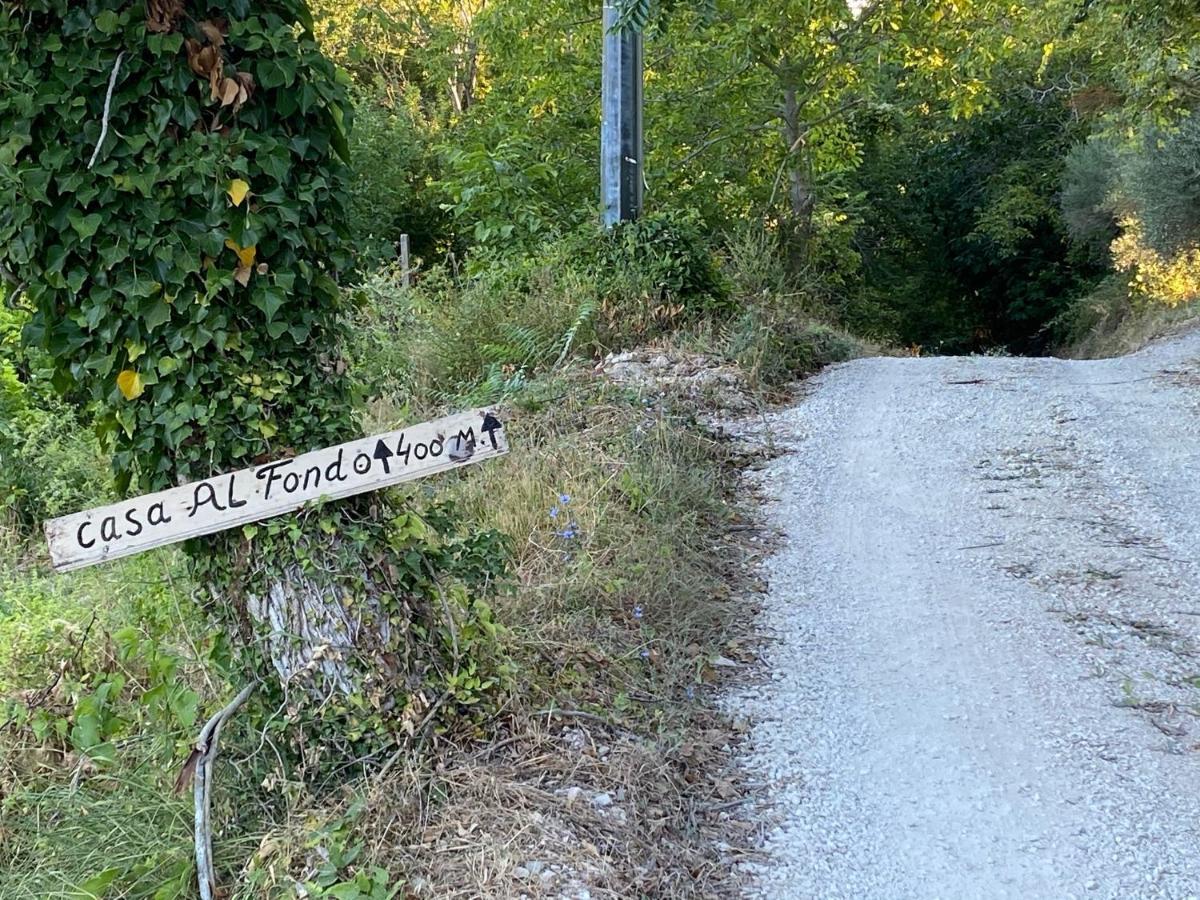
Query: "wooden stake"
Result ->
[[400, 233, 411, 288]]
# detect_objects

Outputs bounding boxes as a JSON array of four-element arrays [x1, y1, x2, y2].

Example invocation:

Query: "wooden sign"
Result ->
[[44, 409, 508, 573]]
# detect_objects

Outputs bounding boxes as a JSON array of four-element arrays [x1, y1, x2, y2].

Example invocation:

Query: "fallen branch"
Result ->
[[26, 612, 96, 711], [184, 682, 257, 900], [88, 51, 126, 170], [536, 707, 634, 733]]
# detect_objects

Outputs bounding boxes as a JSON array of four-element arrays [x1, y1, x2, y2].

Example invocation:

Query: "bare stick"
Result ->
[[191, 682, 257, 900], [88, 51, 126, 170]]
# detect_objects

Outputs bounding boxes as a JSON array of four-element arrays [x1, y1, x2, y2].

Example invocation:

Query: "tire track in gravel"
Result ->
[[726, 329, 1200, 900]]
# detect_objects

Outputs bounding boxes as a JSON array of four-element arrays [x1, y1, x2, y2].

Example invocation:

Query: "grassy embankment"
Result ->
[[0, 228, 868, 898]]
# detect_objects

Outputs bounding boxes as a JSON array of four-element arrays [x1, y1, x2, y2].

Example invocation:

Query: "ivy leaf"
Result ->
[[143, 300, 172, 331], [227, 179, 251, 207], [224, 239, 257, 267], [68, 212, 103, 240], [117, 369, 145, 400]]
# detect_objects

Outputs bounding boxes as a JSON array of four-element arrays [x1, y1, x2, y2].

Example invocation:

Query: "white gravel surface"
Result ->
[[727, 330, 1200, 900]]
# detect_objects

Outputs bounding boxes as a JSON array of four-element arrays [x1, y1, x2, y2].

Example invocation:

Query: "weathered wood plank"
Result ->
[[44, 408, 508, 573]]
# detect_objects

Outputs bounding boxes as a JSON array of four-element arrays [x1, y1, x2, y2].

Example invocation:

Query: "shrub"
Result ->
[[437, 138, 568, 260], [0, 399, 112, 531], [351, 255, 599, 409], [0, 306, 110, 531], [1048, 276, 1134, 351], [595, 213, 731, 319], [729, 309, 862, 389], [346, 88, 444, 270], [1112, 216, 1200, 307], [1123, 113, 1200, 256], [352, 216, 732, 412], [1061, 137, 1122, 260]]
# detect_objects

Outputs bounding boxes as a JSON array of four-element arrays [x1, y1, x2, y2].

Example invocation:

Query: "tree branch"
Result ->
[[88, 51, 125, 170], [188, 682, 257, 900]]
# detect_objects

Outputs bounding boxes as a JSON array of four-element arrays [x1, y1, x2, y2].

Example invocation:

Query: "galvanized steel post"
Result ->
[[601, 0, 643, 227]]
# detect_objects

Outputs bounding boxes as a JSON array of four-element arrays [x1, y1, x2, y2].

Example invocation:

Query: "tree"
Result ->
[[0, 0, 505, 753]]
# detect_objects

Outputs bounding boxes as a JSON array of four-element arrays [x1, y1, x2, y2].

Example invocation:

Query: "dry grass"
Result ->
[[1, 362, 769, 899], [1056, 279, 1200, 359], [235, 368, 767, 898]]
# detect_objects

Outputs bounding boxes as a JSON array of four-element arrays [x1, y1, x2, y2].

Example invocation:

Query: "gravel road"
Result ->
[[728, 329, 1200, 900]]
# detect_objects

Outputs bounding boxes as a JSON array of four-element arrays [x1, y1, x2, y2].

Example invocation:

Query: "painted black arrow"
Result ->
[[481, 413, 502, 450], [373, 439, 394, 474]]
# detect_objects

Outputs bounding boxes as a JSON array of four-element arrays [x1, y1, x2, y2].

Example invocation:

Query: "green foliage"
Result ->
[[1061, 138, 1121, 260], [350, 215, 728, 413], [0, 396, 111, 530], [1123, 114, 1200, 256], [597, 213, 731, 317], [289, 804, 402, 899], [729, 312, 861, 389], [0, 306, 110, 530], [436, 138, 571, 260], [0, 553, 229, 899], [346, 88, 444, 270], [851, 73, 1105, 352], [1050, 0, 1200, 126], [0, 1, 356, 494]]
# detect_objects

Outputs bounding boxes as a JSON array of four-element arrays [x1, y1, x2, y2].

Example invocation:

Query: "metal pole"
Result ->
[[601, 1, 643, 227], [400, 233, 411, 288]]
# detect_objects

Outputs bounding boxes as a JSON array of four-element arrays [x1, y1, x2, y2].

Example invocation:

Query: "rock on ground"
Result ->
[[727, 329, 1200, 900]]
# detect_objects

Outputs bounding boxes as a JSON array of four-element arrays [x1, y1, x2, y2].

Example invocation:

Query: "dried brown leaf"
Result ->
[[146, 0, 184, 34], [219, 77, 240, 107], [198, 19, 226, 47], [173, 748, 201, 794], [235, 71, 256, 98]]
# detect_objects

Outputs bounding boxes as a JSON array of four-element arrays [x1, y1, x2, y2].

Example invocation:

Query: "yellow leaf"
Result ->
[[224, 239, 257, 268], [227, 179, 251, 207], [116, 370, 145, 401]]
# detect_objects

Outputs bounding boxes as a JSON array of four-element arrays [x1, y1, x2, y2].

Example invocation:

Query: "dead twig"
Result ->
[[536, 707, 635, 733], [183, 682, 257, 900], [88, 51, 125, 170]]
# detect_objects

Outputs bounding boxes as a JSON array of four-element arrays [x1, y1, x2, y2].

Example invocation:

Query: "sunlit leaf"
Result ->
[[116, 369, 145, 400], [227, 179, 251, 207], [224, 238, 257, 267]]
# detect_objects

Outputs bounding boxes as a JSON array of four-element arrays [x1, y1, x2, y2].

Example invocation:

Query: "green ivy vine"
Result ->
[[1, 0, 355, 493], [1, 1, 515, 763]]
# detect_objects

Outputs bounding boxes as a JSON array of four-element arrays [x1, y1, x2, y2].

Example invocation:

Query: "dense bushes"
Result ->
[[1056, 111, 1200, 325], [351, 213, 732, 409], [346, 88, 444, 270], [1123, 114, 1200, 257], [850, 80, 1101, 353], [1061, 138, 1121, 261], [0, 305, 109, 530]]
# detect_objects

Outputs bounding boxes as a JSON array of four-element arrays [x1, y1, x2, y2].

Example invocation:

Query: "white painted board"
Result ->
[[44, 408, 508, 573]]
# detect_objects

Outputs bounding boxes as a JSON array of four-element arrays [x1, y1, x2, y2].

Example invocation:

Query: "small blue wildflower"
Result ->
[[559, 493, 571, 505], [633, 604, 644, 620], [640, 648, 651, 659], [549, 506, 559, 519]]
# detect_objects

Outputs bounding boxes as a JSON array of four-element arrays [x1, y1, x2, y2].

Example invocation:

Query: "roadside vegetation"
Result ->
[[1, 0, 1197, 897]]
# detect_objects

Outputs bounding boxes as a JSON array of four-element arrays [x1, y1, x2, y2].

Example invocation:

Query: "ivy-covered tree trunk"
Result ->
[[0, 1, 496, 739]]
